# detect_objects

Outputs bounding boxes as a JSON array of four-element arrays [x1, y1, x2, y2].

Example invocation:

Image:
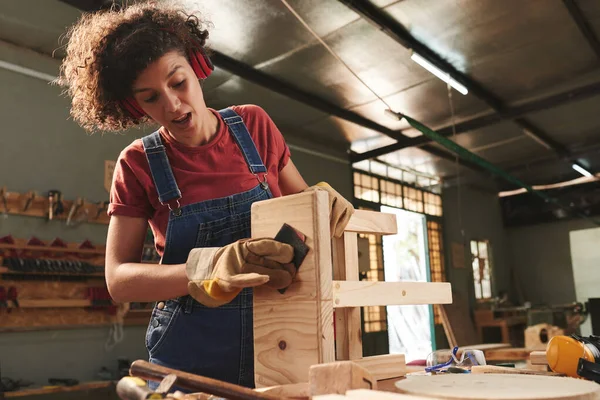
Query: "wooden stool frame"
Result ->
[[250, 191, 452, 387]]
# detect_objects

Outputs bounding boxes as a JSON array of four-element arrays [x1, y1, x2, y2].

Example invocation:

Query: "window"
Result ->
[[427, 221, 446, 323], [354, 172, 379, 203], [471, 240, 492, 300], [353, 170, 446, 332], [361, 228, 386, 333]]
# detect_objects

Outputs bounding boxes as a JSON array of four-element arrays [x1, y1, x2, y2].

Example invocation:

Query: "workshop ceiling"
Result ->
[[3, 0, 600, 191]]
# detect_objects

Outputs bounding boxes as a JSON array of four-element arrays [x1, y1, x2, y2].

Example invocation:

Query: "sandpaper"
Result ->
[[274, 223, 309, 293]]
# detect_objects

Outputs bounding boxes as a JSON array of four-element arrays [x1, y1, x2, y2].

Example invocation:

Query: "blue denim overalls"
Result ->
[[141, 108, 272, 390]]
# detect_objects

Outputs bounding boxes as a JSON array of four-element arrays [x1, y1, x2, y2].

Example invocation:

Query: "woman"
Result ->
[[59, 1, 354, 389]]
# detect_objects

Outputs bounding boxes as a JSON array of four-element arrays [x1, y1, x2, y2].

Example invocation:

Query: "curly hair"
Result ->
[[58, 1, 210, 132]]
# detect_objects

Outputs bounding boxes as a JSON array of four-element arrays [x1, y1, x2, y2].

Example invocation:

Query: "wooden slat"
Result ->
[[353, 354, 406, 381], [345, 210, 397, 235], [332, 236, 350, 360], [530, 351, 548, 365], [332, 233, 363, 361], [251, 191, 334, 387], [18, 299, 93, 308], [6, 381, 113, 398], [483, 347, 530, 361], [333, 281, 452, 307], [344, 389, 427, 399]]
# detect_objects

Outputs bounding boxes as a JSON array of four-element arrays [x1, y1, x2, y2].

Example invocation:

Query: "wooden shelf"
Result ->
[[0, 242, 105, 255], [6, 381, 114, 398], [15, 299, 96, 308], [0, 266, 104, 278]]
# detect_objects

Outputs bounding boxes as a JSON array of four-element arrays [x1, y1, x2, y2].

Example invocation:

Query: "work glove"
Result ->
[[186, 238, 296, 307], [303, 182, 354, 238]]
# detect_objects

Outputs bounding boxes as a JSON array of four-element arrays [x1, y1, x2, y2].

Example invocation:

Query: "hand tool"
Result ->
[[273, 223, 309, 294], [116, 376, 166, 400], [47, 190, 63, 220], [128, 360, 282, 400]]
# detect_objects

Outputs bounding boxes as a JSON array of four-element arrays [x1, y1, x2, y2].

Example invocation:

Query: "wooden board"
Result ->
[[353, 354, 406, 381], [6, 381, 114, 398], [484, 347, 531, 361], [530, 351, 548, 365], [332, 232, 362, 361], [394, 374, 600, 400], [439, 292, 480, 347], [333, 281, 452, 307], [251, 191, 334, 387], [344, 210, 397, 235]]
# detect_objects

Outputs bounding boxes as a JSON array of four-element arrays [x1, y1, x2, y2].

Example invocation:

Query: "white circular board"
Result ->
[[394, 374, 600, 400]]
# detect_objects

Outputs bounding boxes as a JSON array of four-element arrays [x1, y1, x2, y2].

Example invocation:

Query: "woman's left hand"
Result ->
[[303, 182, 354, 238]]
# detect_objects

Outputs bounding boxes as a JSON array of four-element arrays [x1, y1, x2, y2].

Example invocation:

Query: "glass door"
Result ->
[[381, 205, 434, 362]]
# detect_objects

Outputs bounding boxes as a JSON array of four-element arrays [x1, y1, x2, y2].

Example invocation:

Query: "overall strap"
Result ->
[[218, 108, 267, 175], [141, 131, 182, 213]]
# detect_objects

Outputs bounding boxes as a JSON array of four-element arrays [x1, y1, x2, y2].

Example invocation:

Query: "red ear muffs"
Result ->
[[188, 46, 214, 79], [120, 97, 146, 120]]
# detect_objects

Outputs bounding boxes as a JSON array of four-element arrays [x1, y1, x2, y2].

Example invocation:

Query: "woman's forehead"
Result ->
[[133, 51, 190, 88]]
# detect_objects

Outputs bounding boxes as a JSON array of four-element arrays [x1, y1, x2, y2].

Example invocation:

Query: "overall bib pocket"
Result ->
[[195, 211, 251, 248], [145, 300, 181, 355]]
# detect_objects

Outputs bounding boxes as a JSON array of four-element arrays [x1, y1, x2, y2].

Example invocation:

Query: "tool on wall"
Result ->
[[47, 190, 64, 220], [0, 186, 8, 218], [66, 197, 84, 226], [21, 191, 36, 212]]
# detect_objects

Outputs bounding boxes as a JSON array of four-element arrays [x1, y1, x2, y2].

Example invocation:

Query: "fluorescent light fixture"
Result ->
[[572, 163, 593, 177], [410, 51, 468, 95]]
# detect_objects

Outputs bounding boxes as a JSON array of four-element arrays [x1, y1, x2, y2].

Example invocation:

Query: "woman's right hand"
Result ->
[[186, 238, 296, 307]]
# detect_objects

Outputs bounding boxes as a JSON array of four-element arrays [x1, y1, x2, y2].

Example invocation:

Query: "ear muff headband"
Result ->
[[120, 97, 146, 120], [119, 47, 214, 119], [188, 47, 214, 80]]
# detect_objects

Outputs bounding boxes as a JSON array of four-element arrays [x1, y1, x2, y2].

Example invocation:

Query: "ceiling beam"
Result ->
[[352, 80, 600, 162], [563, 0, 600, 60], [338, 0, 571, 158], [210, 51, 414, 145]]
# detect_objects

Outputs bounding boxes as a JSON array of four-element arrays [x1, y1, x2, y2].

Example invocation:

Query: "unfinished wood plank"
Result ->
[[332, 232, 362, 361], [252, 191, 334, 387], [309, 361, 376, 396], [483, 347, 530, 361], [254, 382, 309, 398], [332, 236, 350, 360], [460, 343, 511, 351], [394, 374, 600, 400], [530, 351, 548, 365], [470, 365, 564, 376], [344, 390, 430, 399], [345, 210, 397, 235], [343, 233, 362, 361], [18, 299, 92, 308], [353, 354, 406, 381], [333, 281, 452, 307]]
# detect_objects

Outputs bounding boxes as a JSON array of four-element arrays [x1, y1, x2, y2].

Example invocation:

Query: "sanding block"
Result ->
[[274, 223, 309, 293]]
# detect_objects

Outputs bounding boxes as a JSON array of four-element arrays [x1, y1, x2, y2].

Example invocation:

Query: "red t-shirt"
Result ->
[[107, 104, 291, 256]]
